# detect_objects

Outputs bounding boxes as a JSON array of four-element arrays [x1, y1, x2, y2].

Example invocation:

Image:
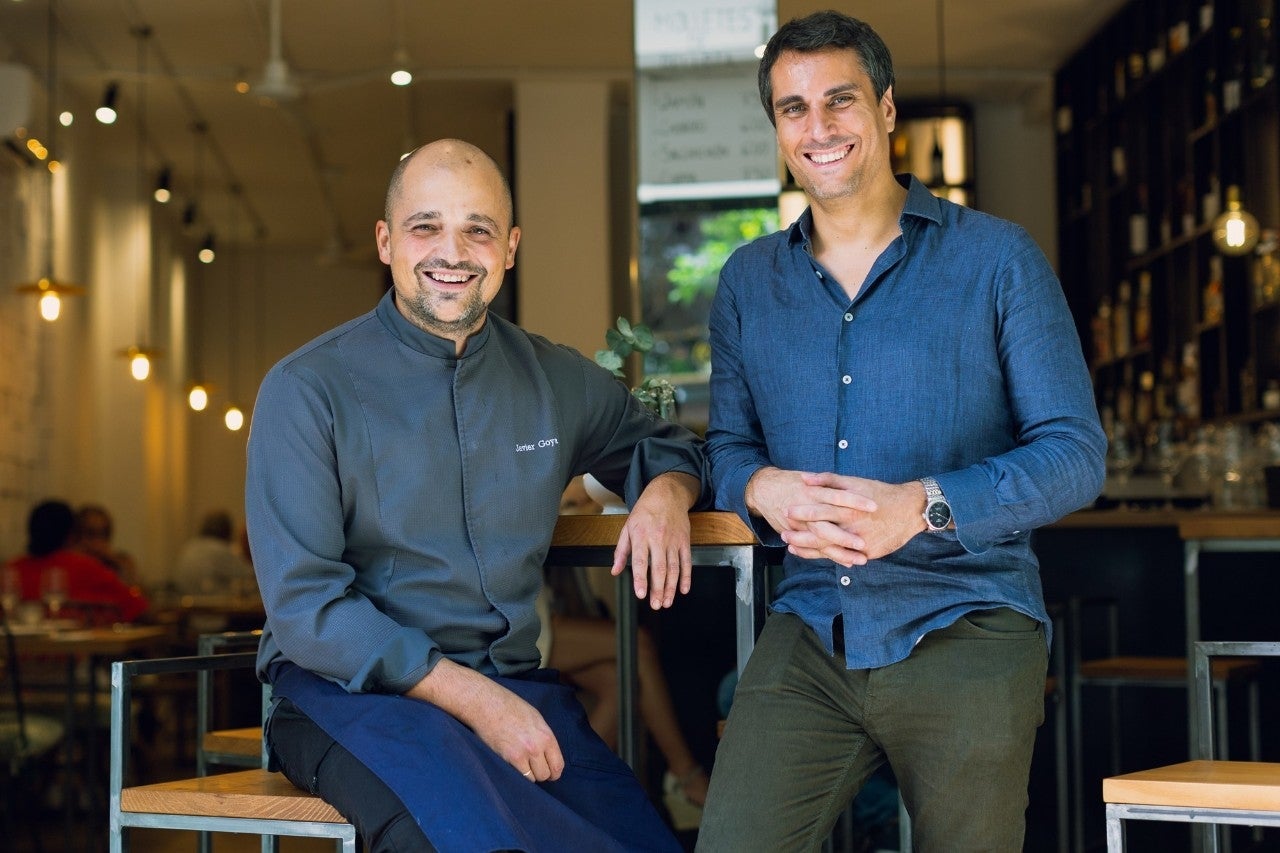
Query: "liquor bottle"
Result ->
[[1056, 83, 1073, 135], [1148, 27, 1168, 74], [1170, 0, 1191, 54], [1130, 184, 1150, 256], [1203, 67, 1219, 126], [1177, 341, 1201, 421], [1202, 173, 1221, 223], [1251, 0, 1275, 89], [1223, 26, 1245, 111], [1203, 255, 1225, 325], [1134, 272, 1152, 344], [1200, 0, 1214, 33], [1114, 57, 1127, 101], [1179, 177, 1197, 235], [1094, 296, 1113, 362], [1114, 280, 1132, 357]]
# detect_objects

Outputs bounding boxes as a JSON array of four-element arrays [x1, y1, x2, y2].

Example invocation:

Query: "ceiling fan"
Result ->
[[251, 0, 302, 103], [248, 0, 408, 106]]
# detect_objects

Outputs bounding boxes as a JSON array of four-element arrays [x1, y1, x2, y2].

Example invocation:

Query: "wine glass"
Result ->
[[1149, 421, 1186, 508], [41, 565, 68, 621], [1106, 422, 1140, 508]]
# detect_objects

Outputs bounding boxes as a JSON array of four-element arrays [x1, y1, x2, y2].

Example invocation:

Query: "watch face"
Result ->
[[926, 501, 951, 529]]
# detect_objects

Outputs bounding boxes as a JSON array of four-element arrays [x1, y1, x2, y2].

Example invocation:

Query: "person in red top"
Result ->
[[7, 499, 149, 623]]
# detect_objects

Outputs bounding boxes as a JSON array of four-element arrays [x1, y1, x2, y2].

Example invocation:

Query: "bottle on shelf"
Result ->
[[1114, 279, 1133, 356], [1179, 176, 1197, 235], [1114, 56, 1127, 101], [1203, 254, 1225, 325], [1264, 379, 1280, 411], [1255, 230, 1280, 305], [1170, 1, 1191, 54], [1199, 0, 1214, 33], [1093, 295, 1114, 362], [1148, 27, 1168, 73], [1203, 66, 1219, 126], [1223, 26, 1246, 111], [1055, 83, 1073, 135], [1251, 0, 1275, 89], [1241, 359, 1258, 413], [1202, 173, 1221, 224], [1130, 184, 1150, 256], [1177, 341, 1201, 422], [1134, 271, 1152, 344]]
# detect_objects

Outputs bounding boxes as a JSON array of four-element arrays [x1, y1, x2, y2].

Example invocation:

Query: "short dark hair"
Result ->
[[758, 10, 896, 126], [28, 499, 75, 557]]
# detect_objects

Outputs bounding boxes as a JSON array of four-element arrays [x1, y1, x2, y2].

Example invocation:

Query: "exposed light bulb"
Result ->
[[130, 352, 151, 381], [59, 111, 73, 127], [224, 405, 245, 431], [1211, 185, 1261, 256], [39, 291, 61, 322], [390, 68, 413, 86], [96, 82, 119, 125], [188, 384, 209, 411]]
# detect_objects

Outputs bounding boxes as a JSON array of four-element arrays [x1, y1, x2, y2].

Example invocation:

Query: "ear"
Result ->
[[375, 220, 392, 264], [505, 226, 521, 270], [881, 85, 897, 134]]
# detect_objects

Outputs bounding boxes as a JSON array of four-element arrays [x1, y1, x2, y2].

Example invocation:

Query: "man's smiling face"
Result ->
[[376, 144, 520, 345], [769, 47, 897, 204]]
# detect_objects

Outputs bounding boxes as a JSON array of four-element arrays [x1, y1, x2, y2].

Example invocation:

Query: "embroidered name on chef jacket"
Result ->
[[515, 437, 560, 452]]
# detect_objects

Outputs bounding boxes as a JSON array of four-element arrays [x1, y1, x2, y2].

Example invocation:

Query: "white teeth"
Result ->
[[809, 149, 847, 164], [431, 273, 469, 282]]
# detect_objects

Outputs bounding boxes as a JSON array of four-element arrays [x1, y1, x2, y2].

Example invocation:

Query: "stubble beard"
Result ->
[[398, 258, 493, 339]]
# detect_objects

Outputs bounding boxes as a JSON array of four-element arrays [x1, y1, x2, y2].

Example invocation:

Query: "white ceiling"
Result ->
[[0, 0, 1126, 265]]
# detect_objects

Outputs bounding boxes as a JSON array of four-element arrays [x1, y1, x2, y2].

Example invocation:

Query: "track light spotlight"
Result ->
[[154, 167, 172, 203], [95, 82, 119, 124]]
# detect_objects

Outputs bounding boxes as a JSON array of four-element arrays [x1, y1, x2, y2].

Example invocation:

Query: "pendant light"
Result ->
[[117, 25, 160, 380], [15, 0, 83, 321], [1211, 185, 1261, 256]]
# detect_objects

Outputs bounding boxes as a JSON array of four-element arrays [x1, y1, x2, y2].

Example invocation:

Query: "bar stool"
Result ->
[[1068, 597, 1262, 853]]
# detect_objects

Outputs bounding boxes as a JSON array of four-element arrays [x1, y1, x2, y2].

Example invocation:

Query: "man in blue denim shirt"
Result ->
[[697, 12, 1106, 852]]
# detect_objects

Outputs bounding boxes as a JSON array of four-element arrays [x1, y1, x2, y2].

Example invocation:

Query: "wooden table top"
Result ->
[[550, 510, 757, 547], [1049, 509, 1280, 538], [9, 623, 171, 656]]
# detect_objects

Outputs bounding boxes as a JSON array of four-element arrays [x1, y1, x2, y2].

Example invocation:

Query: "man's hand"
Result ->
[[405, 659, 564, 782], [745, 467, 880, 562], [779, 472, 926, 566], [612, 471, 699, 610]]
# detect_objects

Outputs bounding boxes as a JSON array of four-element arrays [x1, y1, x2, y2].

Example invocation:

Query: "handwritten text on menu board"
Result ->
[[637, 66, 779, 198]]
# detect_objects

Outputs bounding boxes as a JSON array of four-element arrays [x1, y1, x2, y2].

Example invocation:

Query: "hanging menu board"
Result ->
[[637, 66, 779, 202]]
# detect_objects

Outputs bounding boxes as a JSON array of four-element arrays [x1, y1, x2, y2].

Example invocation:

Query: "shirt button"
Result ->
[[844, 313, 853, 322], [837, 439, 848, 449], [840, 575, 851, 586], [842, 375, 851, 384]]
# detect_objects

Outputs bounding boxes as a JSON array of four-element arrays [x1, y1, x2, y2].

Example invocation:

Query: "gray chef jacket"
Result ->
[[246, 289, 709, 694]]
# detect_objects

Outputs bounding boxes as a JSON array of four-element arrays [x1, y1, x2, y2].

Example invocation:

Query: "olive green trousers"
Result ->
[[697, 609, 1047, 852]]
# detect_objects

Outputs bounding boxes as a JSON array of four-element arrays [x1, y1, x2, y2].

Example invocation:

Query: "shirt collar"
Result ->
[[375, 288, 492, 359], [785, 173, 944, 249]]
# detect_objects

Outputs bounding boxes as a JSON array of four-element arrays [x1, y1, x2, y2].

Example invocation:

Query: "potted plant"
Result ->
[[594, 317, 676, 420], [584, 317, 677, 512]]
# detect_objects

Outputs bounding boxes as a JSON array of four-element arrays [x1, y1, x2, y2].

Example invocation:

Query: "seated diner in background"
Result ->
[[6, 498, 149, 624], [72, 502, 142, 588]]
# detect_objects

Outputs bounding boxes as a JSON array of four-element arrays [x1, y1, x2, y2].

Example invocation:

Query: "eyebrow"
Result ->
[[773, 81, 861, 112], [402, 210, 501, 231]]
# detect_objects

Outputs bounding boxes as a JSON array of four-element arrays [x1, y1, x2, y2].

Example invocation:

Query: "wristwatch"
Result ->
[[919, 476, 952, 532]]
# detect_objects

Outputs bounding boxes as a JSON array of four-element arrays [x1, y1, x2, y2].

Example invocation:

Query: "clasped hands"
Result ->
[[747, 468, 927, 567]]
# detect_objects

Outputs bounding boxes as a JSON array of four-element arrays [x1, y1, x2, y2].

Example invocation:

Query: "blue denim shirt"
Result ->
[[706, 176, 1106, 669]]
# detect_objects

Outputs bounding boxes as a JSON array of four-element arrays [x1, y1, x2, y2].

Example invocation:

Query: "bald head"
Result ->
[[384, 139, 514, 228]]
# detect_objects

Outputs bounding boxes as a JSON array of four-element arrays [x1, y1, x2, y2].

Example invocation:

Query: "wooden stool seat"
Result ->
[[1104, 760, 1280, 812], [1079, 656, 1261, 682], [121, 768, 347, 823], [201, 726, 261, 759]]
